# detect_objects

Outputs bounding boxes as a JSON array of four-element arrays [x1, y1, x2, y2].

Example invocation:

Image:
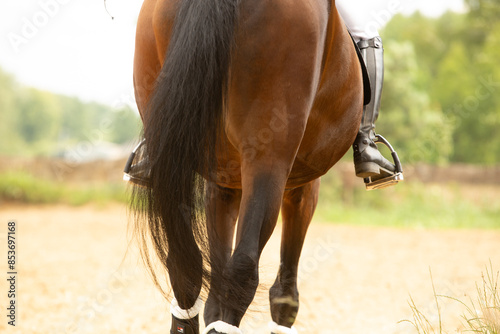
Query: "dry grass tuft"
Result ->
[[458, 262, 500, 333], [402, 262, 499, 334]]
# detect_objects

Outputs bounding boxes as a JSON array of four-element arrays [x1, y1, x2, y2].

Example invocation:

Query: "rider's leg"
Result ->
[[353, 36, 395, 177], [336, 0, 387, 43], [336, 1, 396, 178]]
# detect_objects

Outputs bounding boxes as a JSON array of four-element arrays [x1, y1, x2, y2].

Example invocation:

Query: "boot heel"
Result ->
[[355, 161, 380, 178]]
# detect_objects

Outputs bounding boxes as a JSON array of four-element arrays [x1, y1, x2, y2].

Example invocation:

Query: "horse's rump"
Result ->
[[130, 0, 363, 328]]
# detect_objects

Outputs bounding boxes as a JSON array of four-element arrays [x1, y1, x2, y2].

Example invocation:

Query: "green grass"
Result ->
[[315, 172, 500, 229], [1, 170, 499, 229], [0, 170, 128, 206]]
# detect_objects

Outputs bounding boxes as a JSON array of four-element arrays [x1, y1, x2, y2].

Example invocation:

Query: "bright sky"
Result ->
[[0, 0, 466, 109]]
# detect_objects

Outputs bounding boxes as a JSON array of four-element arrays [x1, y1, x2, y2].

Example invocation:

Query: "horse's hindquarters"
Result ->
[[217, 0, 330, 188], [288, 3, 364, 187]]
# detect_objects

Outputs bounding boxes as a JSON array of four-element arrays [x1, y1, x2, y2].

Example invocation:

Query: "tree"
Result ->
[[109, 106, 141, 144], [448, 21, 500, 163], [382, 7, 500, 164], [463, 0, 500, 48], [378, 41, 453, 164], [16, 88, 62, 152], [0, 66, 141, 157], [0, 69, 23, 154]]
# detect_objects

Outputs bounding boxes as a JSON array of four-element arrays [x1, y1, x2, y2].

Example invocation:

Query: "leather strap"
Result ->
[[348, 30, 372, 106], [357, 37, 382, 50]]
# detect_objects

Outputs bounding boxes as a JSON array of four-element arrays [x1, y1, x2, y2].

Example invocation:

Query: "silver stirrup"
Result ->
[[123, 139, 146, 183], [364, 135, 404, 191]]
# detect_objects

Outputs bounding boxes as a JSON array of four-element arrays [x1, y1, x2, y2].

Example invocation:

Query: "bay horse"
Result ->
[[131, 0, 364, 332]]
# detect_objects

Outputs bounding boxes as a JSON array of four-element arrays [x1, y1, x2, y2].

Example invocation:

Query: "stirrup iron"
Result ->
[[364, 135, 403, 191], [123, 139, 147, 185]]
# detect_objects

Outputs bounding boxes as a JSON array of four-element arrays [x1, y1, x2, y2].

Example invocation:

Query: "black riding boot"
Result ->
[[353, 37, 395, 178]]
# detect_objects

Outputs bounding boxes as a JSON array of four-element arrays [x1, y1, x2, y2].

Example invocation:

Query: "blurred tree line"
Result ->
[[379, 0, 500, 164], [1, 1, 499, 164], [0, 67, 140, 157]]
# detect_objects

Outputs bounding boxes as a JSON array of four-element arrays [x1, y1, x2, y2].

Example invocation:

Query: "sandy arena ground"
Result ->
[[0, 204, 499, 334]]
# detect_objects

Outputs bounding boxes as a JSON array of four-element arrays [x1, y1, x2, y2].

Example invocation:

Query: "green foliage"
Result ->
[[0, 67, 140, 157], [0, 171, 63, 203], [381, 8, 500, 164], [465, 0, 500, 47], [0, 70, 24, 155], [379, 41, 453, 164], [315, 172, 500, 229], [17, 88, 62, 155], [0, 170, 128, 205], [109, 106, 142, 144]]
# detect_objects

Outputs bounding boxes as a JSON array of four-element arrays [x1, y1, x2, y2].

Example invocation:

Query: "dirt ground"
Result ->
[[0, 204, 499, 334]]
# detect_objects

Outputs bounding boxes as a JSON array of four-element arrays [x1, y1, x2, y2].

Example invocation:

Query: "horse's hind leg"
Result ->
[[269, 178, 320, 332], [204, 184, 242, 325], [216, 172, 289, 328]]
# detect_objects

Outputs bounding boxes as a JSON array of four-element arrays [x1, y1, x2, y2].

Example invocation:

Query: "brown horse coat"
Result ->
[[131, 0, 362, 330]]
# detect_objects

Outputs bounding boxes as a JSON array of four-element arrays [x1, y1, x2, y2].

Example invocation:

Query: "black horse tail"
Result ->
[[131, 0, 239, 307]]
